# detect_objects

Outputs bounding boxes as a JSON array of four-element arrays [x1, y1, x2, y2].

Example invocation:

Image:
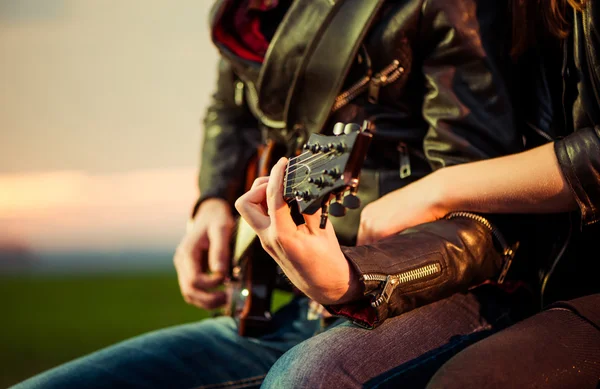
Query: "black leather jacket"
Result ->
[[198, 0, 523, 327], [199, 0, 521, 233], [510, 0, 600, 306]]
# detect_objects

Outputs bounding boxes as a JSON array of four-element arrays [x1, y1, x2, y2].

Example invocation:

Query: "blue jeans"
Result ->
[[13, 288, 515, 389]]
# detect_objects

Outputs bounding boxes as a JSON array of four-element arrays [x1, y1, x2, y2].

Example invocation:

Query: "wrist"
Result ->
[[424, 168, 454, 217], [191, 197, 231, 218]]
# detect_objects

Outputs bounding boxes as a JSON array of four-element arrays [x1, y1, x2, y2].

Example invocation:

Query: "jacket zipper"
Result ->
[[364, 263, 441, 308], [332, 59, 405, 112], [445, 211, 517, 284], [397, 142, 411, 179]]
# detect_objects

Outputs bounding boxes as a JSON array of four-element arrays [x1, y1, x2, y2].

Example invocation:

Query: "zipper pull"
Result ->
[[397, 142, 411, 179], [368, 77, 384, 104], [498, 242, 519, 284], [367, 60, 403, 104], [371, 275, 399, 308], [234, 81, 245, 107]]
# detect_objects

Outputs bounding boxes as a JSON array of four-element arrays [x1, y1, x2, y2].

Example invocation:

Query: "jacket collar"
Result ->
[[209, 0, 336, 124]]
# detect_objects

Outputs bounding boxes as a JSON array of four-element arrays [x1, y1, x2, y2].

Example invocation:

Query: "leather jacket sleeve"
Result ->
[[196, 59, 261, 211], [327, 217, 503, 329], [325, 0, 519, 327], [554, 126, 600, 226], [420, 0, 522, 169]]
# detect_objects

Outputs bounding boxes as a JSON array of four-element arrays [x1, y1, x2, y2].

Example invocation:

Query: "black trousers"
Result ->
[[426, 294, 600, 389]]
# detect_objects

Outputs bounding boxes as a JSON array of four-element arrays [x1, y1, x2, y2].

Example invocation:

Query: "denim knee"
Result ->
[[261, 336, 359, 389]]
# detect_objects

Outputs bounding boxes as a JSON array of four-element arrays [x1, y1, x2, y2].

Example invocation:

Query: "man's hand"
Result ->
[[235, 158, 363, 306], [357, 174, 448, 245], [174, 198, 234, 310]]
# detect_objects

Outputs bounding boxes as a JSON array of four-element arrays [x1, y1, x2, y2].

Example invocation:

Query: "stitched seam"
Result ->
[[192, 375, 266, 389], [563, 140, 597, 222]]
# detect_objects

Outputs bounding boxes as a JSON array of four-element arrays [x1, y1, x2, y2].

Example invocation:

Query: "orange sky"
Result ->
[[0, 167, 199, 252], [0, 2, 218, 254]]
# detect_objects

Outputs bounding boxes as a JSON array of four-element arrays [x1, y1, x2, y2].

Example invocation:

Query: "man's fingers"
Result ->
[[235, 182, 271, 231], [182, 287, 227, 310], [251, 176, 269, 189], [192, 271, 226, 290], [266, 158, 296, 232], [207, 224, 231, 275]]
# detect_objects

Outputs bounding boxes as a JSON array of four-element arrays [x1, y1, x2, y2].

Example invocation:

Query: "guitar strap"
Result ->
[[285, 0, 386, 141], [256, 0, 386, 147]]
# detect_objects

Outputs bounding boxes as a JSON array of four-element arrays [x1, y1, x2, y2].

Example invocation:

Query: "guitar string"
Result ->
[[288, 150, 311, 162], [285, 151, 335, 175], [287, 151, 332, 171], [285, 158, 339, 192]]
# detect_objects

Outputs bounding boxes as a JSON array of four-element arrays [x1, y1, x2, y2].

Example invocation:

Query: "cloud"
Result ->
[[0, 167, 199, 252]]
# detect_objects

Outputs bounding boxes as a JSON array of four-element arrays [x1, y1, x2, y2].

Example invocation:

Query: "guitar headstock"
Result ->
[[283, 121, 373, 228]]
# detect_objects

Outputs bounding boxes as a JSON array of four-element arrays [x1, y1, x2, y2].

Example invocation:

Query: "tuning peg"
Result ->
[[343, 191, 361, 209], [294, 190, 313, 201], [308, 177, 325, 187], [319, 144, 331, 152], [329, 201, 346, 217], [310, 144, 321, 153], [344, 123, 361, 134], [326, 143, 345, 153], [361, 120, 375, 133], [333, 122, 345, 136], [319, 204, 329, 229], [323, 168, 341, 179]]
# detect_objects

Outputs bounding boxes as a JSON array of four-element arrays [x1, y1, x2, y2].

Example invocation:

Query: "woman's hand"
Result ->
[[357, 172, 448, 245], [235, 158, 363, 305]]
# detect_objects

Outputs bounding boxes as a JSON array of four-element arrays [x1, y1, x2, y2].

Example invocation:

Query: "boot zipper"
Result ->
[[332, 60, 405, 112], [364, 263, 441, 308], [445, 211, 518, 284]]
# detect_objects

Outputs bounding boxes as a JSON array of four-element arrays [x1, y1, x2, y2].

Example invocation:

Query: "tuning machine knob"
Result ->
[[308, 177, 328, 187], [342, 188, 361, 209], [294, 190, 313, 201], [323, 168, 341, 179], [343, 123, 361, 134], [319, 203, 329, 229], [328, 193, 346, 217], [333, 122, 345, 136]]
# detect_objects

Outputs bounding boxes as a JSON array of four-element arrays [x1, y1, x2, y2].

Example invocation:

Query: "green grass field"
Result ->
[[0, 272, 290, 388]]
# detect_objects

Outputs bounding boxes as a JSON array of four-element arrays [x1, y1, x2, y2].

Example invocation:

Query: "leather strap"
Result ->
[[257, 0, 335, 122], [285, 0, 386, 143]]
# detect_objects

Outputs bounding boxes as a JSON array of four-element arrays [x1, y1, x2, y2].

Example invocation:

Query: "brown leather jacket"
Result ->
[[198, 0, 524, 327]]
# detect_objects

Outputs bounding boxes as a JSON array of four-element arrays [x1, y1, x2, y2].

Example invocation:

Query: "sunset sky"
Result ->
[[0, 1, 219, 253]]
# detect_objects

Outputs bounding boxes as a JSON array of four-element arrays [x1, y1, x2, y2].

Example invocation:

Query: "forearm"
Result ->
[[437, 142, 578, 214]]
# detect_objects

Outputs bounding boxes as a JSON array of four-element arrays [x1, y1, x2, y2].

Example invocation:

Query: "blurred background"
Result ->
[[0, 1, 223, 386]]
